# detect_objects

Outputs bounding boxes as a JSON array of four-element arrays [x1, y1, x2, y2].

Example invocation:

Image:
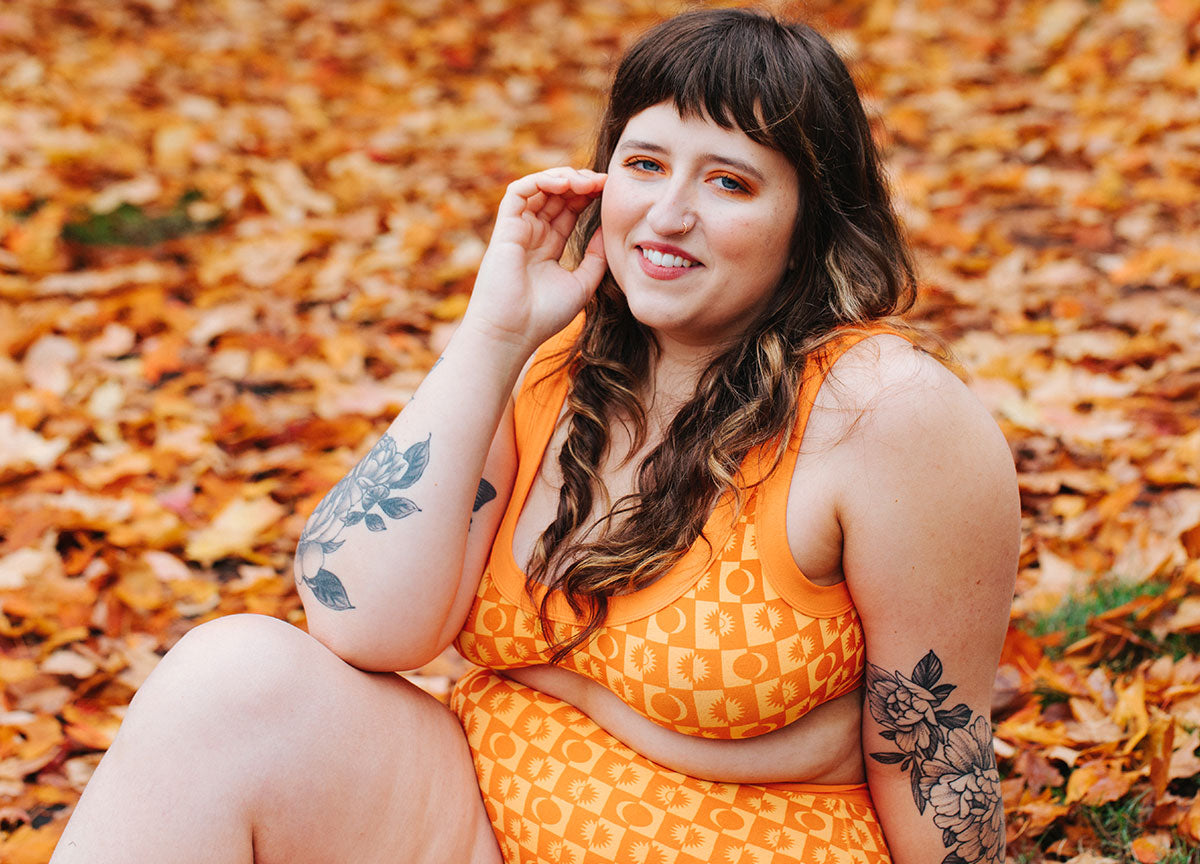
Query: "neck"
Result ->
[[646, 328, 736, 406]]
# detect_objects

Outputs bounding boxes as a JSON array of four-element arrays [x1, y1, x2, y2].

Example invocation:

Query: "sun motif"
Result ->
[[704, 608, 736, 637], [763, 828, 794, 850], [579, 819, 612, 849], [709, 696, 745, 724], [669, 823, 705, 849], [627, 840, 667, 864], [788, 634, 815, 663], [846, 822, 870, 845], [547, 840, 574, 864], [567, 778, 597, 805], [722, 845, 758, 864], [607, 764, 639, 786], [503, 639, 528, 660], [497, 774, 520, 801], [506, 816, 531, 844], [811, 846, 829, 863], [677, 651, 711, 684], [520, 613, 539, 635], [654, 785, 691, 810], [490, 691, 514, 715], [609, 674, 633, 701], [523, 755, 554, 783], [753, 604, 782, 633], [821, 617, 839, 642], [631, 644, 657, 674], [523, 715, 551, 741], [767, 680, 798, 708]]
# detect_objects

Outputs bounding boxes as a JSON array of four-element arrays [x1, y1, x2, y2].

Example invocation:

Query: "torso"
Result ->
[[455, 328, 912, 785]]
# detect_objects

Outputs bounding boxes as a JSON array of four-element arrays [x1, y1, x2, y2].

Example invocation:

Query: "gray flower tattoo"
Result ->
[[296, 435, 430, 611], [866, 650, 1004, 864]]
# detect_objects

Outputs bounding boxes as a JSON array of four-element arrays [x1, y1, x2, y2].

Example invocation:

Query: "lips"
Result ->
[[635, 244, 699, 280], [634, 242, 701, 282]]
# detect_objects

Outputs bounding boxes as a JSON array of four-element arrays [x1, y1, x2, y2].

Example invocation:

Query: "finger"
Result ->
[[564, 191, 597, 213], [539, 193, 568, 225], [496, 173, 570, 219], [548, 198, 589, 238], [573, 227, 608, 294]]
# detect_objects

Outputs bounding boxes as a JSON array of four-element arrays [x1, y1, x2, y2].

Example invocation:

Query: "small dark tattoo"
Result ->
[[296, 435, 431, 611], [473, 478, 497, 512], [866, 650, 1004, 864], [468, 478, 497, 530]]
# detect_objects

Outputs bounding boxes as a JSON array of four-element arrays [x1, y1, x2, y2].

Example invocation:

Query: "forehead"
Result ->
[[615, 102, 795, 179]]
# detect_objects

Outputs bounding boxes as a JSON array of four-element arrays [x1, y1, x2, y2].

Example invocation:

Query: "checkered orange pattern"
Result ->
[[454, 323, 882, 740], [451, 668, 892, 864], [455, 484, 866, 739]]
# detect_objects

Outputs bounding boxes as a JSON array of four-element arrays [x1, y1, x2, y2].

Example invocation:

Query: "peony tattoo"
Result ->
[[866, 651, 1004, 864], [296, 434, 431, 611]]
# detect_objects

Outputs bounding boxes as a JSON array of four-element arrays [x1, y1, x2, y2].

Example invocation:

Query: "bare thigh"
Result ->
[[53, 614, 501, 864]]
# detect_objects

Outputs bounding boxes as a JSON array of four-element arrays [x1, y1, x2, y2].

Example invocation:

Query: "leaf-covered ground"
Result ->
[[1, 0, 1198, 861]]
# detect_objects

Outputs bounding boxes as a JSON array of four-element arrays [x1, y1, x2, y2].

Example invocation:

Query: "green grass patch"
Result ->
[[1026, 578, 1165, 649], [62, 189, 223, 246], [1082, 794, 1194, 863], [1019, 577, 1200, 671]]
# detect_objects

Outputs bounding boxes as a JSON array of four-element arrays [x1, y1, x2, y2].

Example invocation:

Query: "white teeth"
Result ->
[[640, 247, 694, 268]]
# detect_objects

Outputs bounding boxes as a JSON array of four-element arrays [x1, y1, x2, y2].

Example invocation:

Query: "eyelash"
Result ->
[[621, 158, 751, 194]]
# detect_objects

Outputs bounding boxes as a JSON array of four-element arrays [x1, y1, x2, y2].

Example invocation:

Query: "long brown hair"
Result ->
[[527, 9, 917, 662]]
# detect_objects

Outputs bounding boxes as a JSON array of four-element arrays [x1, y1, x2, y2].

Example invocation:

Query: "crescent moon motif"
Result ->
[[487, 731, 517, 761], [614, 799, 655, 828], [724, 567, 754, 596], [480, 605, 507, 634], [730, 650, 770, 682], [594, 633, 620, 659], [649, 689, 689, 723], [529, 794, 564, 828], [653, 605, 688, 636]]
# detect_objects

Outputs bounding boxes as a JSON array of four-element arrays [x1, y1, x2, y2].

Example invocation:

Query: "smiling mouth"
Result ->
[[639, 246, 698, 268]]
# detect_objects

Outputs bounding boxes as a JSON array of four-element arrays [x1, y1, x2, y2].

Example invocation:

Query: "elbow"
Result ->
[[304, 613, 448, 673]]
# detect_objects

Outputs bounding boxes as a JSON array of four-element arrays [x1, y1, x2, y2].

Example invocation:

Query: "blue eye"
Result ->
[[714, 175, 747, 193], [625, 158, 661, 172]]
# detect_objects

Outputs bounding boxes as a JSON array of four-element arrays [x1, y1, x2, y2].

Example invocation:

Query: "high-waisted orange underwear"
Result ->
[[451, 668, 892, 864]]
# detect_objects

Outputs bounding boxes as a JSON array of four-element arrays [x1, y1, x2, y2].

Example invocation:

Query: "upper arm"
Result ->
[[833, 337, 1019, 864]]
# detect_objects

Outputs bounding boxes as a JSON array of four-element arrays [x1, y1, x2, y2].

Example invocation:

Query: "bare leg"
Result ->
[[51, 614, 501, 864]]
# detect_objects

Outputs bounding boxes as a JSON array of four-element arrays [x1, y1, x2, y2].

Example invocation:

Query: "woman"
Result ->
[[52, 9, 1018, 864]]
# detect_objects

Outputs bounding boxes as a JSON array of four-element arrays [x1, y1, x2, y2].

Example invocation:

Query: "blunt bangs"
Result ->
[[604, 10, 807, 154]]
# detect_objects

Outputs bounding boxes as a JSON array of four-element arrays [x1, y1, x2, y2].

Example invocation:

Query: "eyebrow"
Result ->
[[617, 140, 766, 184]]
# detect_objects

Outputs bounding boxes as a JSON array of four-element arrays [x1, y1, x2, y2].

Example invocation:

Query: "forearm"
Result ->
[[295, 320, 528, 670]]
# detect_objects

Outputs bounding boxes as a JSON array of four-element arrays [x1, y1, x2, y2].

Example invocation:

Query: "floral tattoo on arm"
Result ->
[[296, 435, 431, 611], [866, 650, 1004, 864]]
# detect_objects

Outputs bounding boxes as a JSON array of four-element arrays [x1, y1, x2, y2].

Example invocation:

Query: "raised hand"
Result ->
[[463, 167, 607, 352]]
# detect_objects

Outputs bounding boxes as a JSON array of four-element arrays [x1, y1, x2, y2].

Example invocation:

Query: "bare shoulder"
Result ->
[[814, 333, 1011, 472], [817, 332, 1020, 606]]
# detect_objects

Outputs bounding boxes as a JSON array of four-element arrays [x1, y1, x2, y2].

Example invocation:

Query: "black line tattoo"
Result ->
[[468, 478, 497, 530], [296, 435, 431, 611], [473, 478, 497, 512], [866, 650, 1004, 864]]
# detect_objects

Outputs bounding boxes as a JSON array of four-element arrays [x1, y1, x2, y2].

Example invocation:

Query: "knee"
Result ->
[[126, 614, 326, 738]]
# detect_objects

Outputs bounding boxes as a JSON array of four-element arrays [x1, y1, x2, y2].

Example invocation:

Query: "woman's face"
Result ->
[[600, 102, 799, 349]]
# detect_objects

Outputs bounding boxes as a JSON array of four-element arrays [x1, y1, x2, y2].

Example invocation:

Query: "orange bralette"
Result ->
[[454, 322, 883, 740]]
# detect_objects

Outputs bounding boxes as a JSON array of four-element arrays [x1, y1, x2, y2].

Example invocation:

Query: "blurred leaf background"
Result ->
[[1, 0, 1199, 861]]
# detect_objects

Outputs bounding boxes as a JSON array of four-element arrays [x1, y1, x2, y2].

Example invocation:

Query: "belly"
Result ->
[[500, 663, 865, 785]]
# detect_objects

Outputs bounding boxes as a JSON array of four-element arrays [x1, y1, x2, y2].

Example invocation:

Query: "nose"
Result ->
[[644, 179, 695, 237]]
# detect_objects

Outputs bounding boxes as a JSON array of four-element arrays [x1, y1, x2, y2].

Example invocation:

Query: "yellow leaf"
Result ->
[[186, 497, 286, 566], [430, 293, 470, 321]]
